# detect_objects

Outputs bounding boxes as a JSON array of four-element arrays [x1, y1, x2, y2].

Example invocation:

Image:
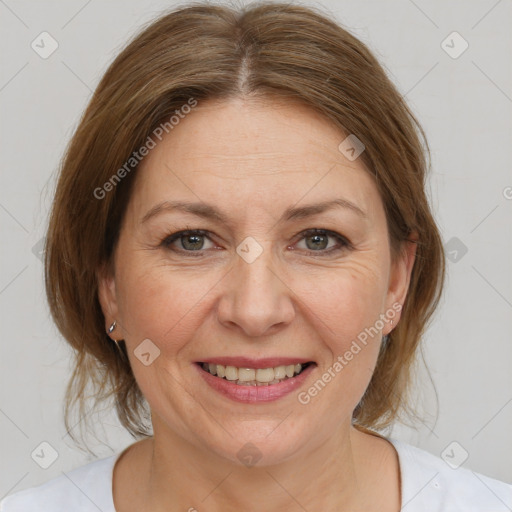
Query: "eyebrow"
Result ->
[[141, 198, 367, 226]]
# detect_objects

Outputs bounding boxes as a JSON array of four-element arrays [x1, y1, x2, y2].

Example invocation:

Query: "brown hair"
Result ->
[[44, 0, 444, 451]]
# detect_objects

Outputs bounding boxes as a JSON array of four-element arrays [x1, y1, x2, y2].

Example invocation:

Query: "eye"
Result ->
[[161, 229, 215, 255], [160, 228, 351, 257], [294, 228, 351, 255]]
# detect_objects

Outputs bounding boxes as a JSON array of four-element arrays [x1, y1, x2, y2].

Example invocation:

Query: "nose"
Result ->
[[216, 245, 296, 338]]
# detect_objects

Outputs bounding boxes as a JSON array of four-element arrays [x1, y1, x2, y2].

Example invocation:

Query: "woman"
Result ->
[[2, 2, 510, 511]]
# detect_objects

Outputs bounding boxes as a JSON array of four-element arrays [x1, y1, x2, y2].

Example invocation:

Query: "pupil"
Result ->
[[307, 234, 327, 250], [183, 234, 203, 250]]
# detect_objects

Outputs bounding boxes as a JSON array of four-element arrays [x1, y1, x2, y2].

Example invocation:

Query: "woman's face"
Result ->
[[99, 97, 415, 465]]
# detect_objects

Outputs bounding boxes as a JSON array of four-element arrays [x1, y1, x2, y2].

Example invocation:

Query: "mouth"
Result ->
[[197, 361, 316, 386]]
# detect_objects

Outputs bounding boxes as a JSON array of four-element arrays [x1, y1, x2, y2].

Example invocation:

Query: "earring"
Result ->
[[108, 320, 117, 334], [107, 320, 126, 359]]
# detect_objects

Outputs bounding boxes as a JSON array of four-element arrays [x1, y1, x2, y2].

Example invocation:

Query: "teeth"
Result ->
[[238, 367, 256, 382], [216, 364, 225, 378], [224, 365, 238, 381], [256, 368, 274, 382], [202, 362, 308, 384], [236, 380, 257, 386], [274, 366, 286, 379]]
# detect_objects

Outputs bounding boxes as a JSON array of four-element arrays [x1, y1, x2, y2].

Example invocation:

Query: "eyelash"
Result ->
[[160, 228, 352, 257]]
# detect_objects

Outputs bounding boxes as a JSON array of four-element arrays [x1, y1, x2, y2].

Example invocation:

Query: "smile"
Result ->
[[199, 362, 313, 385], [194, 360, 317, 403]]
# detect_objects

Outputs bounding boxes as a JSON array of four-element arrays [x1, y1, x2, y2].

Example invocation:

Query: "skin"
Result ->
[[98, 96, 416, 511]]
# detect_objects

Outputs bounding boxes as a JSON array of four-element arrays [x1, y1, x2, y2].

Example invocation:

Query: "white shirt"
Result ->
[[1, 438, 511, 511]]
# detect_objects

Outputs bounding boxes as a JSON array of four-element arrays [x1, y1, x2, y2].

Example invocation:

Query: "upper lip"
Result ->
[[197, 357, 315, 369]]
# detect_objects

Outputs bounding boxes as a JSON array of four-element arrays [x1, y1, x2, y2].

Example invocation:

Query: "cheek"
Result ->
[[114, 259, 204, 348], [297, 259, 388, 399], [297, 270, 387, 416], [300, 258, 389, 338], [113, 263, 210, 408]]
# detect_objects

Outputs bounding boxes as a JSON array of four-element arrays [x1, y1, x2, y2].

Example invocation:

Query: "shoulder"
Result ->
[[389, 438, 512, 511], [0, 453, 119, 512]]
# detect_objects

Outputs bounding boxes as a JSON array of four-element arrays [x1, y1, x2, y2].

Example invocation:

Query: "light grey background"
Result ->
[[1, 0, 511, 498]]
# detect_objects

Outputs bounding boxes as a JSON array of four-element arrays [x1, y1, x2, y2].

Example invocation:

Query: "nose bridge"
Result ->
[[237, 239, 278, 299], [217, 235, 295, 336]]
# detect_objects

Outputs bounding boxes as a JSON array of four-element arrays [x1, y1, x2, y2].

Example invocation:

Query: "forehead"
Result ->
[[129, 97, 381, 221]]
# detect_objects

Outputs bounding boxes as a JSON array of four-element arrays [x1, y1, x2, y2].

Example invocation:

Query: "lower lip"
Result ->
[[195, 363, 316, 403]]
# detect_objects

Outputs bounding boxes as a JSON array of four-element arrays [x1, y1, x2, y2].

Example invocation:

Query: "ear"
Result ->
[[97, 261, 120, 336], [383, 232, 418, 334]]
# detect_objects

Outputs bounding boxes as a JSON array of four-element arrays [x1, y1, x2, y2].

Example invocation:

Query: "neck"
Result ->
[[130, 420, 395, 511]]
